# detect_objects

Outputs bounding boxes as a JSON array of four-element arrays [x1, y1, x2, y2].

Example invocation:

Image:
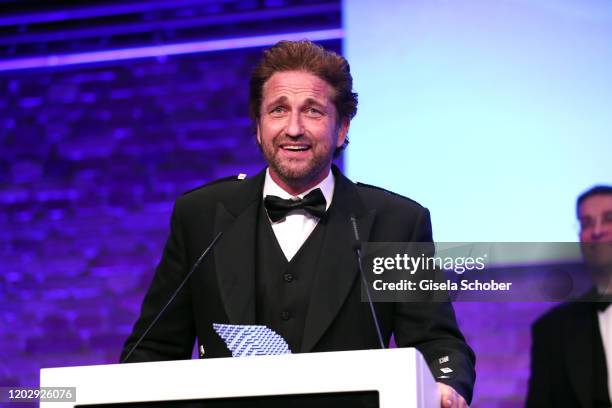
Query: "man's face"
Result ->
[[578, 194, 612, 271], [256, 70, 348, 192]]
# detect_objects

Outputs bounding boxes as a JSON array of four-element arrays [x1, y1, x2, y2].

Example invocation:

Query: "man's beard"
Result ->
[[260, 139, 334, 188]]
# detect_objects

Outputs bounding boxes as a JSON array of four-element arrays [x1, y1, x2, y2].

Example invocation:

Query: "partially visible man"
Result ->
[[122, 40, 475, 407], [527, 185, 612, 407]]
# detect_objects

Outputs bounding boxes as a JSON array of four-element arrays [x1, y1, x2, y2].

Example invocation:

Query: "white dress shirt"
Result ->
[[262, 168, 334, 261], [597, 305, 612, 404]]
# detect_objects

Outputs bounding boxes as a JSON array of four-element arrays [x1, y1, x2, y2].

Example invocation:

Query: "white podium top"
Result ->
[[41, 348, 439, 408]]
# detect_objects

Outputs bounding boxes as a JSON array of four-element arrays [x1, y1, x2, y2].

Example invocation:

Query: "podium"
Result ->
[[40, 348, 439, 407]]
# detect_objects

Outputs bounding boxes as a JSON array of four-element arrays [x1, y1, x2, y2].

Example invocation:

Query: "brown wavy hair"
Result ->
[[249, 40, 358, 157]]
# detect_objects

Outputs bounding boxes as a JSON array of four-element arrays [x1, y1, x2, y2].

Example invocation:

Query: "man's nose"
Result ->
[[285, 112, 304, 137]]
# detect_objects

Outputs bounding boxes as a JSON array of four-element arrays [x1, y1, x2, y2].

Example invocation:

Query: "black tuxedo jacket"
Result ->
[[121, 166, 476, 403], [526, 294, 609, 407]]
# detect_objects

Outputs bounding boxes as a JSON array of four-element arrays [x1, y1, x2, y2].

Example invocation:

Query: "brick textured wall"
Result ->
[[0, 39, 558, 408], [0, 43, 341, 394], [454, 302, 556, 407]]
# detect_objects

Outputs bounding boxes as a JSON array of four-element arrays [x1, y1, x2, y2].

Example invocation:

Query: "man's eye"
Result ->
[[306, 107, 323, 116], [580, 217, 594, 230], [270, 106, 286, 114]]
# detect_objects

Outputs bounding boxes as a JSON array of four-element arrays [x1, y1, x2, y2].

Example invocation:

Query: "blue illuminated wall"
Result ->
[[344, 1, 611, 406], [345, 0, 612, 242]]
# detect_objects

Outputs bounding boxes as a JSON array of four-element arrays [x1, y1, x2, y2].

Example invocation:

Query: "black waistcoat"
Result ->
[[255, 204, 327, 353]]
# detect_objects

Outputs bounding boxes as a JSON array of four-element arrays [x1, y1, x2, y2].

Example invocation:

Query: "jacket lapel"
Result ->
[[565, 302, 595, 408], [301, 167, 376, 352], [213, 169, 265, 325]]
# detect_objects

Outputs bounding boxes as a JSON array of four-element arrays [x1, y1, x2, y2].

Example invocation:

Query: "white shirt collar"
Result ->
[[263, 168, 334, 211]]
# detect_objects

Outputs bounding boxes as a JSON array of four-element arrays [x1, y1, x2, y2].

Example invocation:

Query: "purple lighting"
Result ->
[[0, 0, 243, 26], [0, 29, 344, 72]]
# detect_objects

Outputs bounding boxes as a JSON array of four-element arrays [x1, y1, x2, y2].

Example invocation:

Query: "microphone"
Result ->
[[350, 216, 385, 349], [121, 231, 224, 363]]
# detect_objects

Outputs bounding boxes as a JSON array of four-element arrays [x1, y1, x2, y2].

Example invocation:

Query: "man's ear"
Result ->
[[256, 121, 262, 145], [336, 118, 350, 148]]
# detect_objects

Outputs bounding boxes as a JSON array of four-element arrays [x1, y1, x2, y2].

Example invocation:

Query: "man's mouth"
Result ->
[[280, 144, 310, 152]]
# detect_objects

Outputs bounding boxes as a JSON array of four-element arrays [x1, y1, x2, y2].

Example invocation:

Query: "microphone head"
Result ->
[[349, 215, 361, 242]]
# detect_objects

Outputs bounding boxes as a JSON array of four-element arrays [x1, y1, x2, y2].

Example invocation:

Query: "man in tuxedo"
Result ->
[[121, 40, 475, 407], [526, 185, 612, 407]]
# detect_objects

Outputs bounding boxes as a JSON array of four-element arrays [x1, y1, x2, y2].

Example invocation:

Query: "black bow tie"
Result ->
[[264, 188, 327, 222]]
